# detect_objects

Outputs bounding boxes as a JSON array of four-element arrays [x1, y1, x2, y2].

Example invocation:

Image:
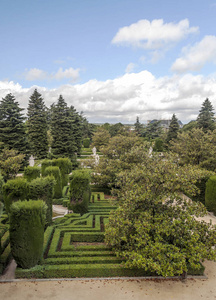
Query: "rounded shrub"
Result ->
[[3, 178, 29, 213], [9, 200, 47, 269], [68, 169, 91, 215], [205, 175, 216, 215], [44, 166, 62, 199], [29, 176, 55, 225], [24, 166, 41, 182], [52, 157, 72, 188]]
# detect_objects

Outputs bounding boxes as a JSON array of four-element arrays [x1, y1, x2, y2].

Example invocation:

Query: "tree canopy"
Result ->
[[105, 149, 216, 277], [166, 114, 179, 144]]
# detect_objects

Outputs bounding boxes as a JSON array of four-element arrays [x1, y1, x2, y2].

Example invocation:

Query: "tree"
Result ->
[[197, 98, 215, 132], [134, 117, 143, 136], [142, 120, 163, 140], [0, 149, 25, 181], [27, 89, 48, 159], [166, 114, 180, 144], [170, 128, 216, 171], [91, 127, 111, 152], [0, 93, 28, 156], [91, 134, 145, 188], [105, 150, 216, 277], [51, 95, 82, 159], [109, 123, 125, 137]]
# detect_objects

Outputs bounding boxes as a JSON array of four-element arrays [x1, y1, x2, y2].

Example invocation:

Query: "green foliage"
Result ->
[[166, 114, 180, 144], [3, 178, 29, 213], [181, 120, 197, 132], [27, 89, 48, 159], [9, 200, 47, 269], [41, 159, 52, 176], [134, 117, 143, 136], [0, 93, 29, 160], [50, 95, 83, 159], [91, 127, 110, 151], [170, 128, 216, 171], [29, 176, 55, 225], [205, 176, 216, 215], [142, 120, 163, 140], [197, 98, 215, 132], [24, 166, 41, 182], [0, 172, 4, 202], [83, 138, 91, 148], [105, 151, 216, 277], [68, 169, 91, 214], [153, 138, 164, 152], [44, 166, 62, 199], [109, 123, 125, 137], [0, 148, 25, 181], [52, 157, 72, 187]]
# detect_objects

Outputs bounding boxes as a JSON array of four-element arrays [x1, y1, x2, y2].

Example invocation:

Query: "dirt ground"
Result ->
[[0, 260, 215, 300]]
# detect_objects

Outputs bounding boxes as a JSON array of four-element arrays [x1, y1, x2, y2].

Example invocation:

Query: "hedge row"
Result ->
[[205, 176, 216, 215], [24, 166, 41, 182]]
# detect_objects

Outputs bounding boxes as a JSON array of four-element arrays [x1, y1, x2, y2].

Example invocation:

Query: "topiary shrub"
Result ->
[[3, 178, 29, 213], [205, 176, 216, 215], [29, 176, 55, 226], [83, 138, 91, 148], [52, 158, 72, 188], [68, 170, 91, 215], [9, 200, 47, 269], [41, 159, 52, 177], [44, 166, 62, 199], [24, 166, 41, 182]]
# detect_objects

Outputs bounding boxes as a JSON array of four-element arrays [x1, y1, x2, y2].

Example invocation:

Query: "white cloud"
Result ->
[[24, 67, 80, 82], [171, 35, 216, 73], [112, 19, 198, 49], [125, 63, 136, 73], [1, 71, 216, 124]]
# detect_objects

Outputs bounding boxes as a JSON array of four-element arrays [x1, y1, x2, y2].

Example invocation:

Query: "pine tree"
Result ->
[[0, 93, 28, 156], [27, 89, 48, 159], [134, 116, 143, 136], [166, 114, 180, 144], [197, 98, 215, 132], [51, 95, 78, 159], [69, 106, 83, 156]]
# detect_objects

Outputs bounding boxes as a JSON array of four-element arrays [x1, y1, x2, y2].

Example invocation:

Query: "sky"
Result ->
[[1, 0, 216, 124]]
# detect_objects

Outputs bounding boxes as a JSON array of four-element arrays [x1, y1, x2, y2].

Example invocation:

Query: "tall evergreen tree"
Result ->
[[134, 116, 143, 136], [27, 89, 48, 159], [197, 98, 215, 132], [0, 93, 28, 156], [166, 114, 180, 144], [51, 95, 81, 159]]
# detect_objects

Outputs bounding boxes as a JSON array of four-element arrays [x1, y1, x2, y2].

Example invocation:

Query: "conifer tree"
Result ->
[[134, 116, 143, 136], [197, 98, 215, 132], [166, 114, 180, 144], [0, 93, 28, 156], [51, 95, 81, 159], [27, 89, 48, 159]]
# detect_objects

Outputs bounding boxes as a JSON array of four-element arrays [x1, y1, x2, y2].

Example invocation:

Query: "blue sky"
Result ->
[[1, 0, 216, 123]]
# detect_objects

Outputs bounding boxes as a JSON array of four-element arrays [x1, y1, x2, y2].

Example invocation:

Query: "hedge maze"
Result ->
[[0, 220, 12, 275], [15, 192, 149, 278]]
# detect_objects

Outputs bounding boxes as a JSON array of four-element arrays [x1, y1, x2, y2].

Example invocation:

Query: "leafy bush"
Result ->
[[3, 178, 29, 213], [29, 176, 55, 225], [52, 158, 72, 187], [205, 176, 216, 215], [9, 200, 47, 269], [44, 166, 62, 199], [68, 170, 91, 215], [24, 166, 41, 182]]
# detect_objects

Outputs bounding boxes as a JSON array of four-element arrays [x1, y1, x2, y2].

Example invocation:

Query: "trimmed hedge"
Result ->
[[83, 138, 91, 148], [29, 176, 55, 225], [9, 200, 47, 269], [41, 159, 52, 177], [44, 166, 62, 199], [68, 170, 91, 215], [205, 175, 216, 215], [24, 166, 41, 182], [3, 178, 29, 213], [52, 158, 72, 188]]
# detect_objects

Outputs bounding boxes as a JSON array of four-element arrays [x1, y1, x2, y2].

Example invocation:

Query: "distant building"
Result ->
[[147, 119, 183, 130]]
